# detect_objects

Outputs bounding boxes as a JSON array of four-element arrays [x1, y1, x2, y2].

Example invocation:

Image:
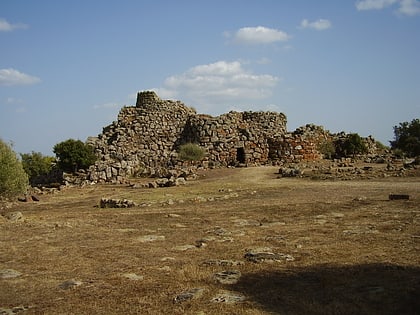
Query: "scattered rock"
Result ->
[[0, 306, 31, 314], [278, 167, 303, 177], [160, 257, 176, 262], [207, 227, 231, 236], [173, 288, 205, 304], [99, 198, 137, 208], [18, 194, 39, 202], [122, 273, 143, 281], [58, 279, 82, 290], [343, 226, 379, 235], [213, 270, 241, 284], [389, 194, 410, 200], [202, 259, 244, 267], [232, 218, 260, 227], [172, 245, 196, 251], [0, 269, 22, 279], [137, 235, 165, 243], [148, 181, 158, 189], [3, 211, 23, 222], [244, 247, 295, 263], [210, 290, 246, 304]]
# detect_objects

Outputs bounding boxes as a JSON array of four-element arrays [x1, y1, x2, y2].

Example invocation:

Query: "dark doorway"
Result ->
[[236, 147, 246, 163]]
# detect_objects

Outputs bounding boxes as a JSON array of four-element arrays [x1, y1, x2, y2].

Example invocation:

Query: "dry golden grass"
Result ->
[[1, 166, 419, 314]]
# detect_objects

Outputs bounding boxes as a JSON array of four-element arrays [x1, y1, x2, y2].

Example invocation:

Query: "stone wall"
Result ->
[[87, 92, 196, 182], [86, 91, 380, 183], [268, 124, 331, 163]]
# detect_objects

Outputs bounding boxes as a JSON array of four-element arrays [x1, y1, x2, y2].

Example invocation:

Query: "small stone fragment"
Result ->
[[137, 235, 165, 242], [3, 212, 23, 222], [58, 279, 82, 290], [0, 269, 22, 279], [211, 290, 246, 304], [122, 273, 143, 281], [244, 248, 294, 263], [213, 270, 241, 284], [172, 245, 196, 251], [173, 288, 205, 304], [389, 194, 409, 200]]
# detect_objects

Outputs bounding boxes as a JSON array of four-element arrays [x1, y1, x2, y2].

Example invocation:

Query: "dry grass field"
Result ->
[[1, 166, 419, 314]]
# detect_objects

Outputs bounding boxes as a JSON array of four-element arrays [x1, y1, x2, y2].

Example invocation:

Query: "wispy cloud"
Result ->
[[0, 68, 41, 86], [157, 60, 280, 113], [93, 102, 120, 110], [355, 0, 420, 15], [227, 26, 290, 45], [398, 0, 420, 15], [0, 18, 28, 32], [300, 19, 332, 30]]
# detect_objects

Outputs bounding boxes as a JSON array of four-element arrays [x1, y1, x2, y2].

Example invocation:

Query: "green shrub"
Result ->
[[317, 139, 336, 159], [21, 151, 55, 183], [335, 133, 367, 157], [178, 143, 205, 162], [0, 139, 28, 198], [53, 139, 97, 173]]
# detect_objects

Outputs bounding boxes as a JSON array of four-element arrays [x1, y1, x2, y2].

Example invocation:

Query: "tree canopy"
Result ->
[[391, 119, 420, 157], [53, 139, 97, 173]]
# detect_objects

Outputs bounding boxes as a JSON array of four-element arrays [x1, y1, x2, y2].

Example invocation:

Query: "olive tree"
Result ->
[[0, 139, 28, 198]]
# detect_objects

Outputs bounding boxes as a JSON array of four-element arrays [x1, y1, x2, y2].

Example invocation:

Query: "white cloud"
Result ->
[[355, 0, 420, 15], [159, 60, 280, 113], [300, 19, 332, 30], [0, 68, 41, 86], [231, 26, 290, 44], [355, 0, 398, 10], [0, 18, 28, 32], [5, 97, 24, 104], [398, 0, 420, 15]]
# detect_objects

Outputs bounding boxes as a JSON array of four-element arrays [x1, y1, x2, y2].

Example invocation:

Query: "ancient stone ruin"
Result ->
[[86, 91, 379, 183]]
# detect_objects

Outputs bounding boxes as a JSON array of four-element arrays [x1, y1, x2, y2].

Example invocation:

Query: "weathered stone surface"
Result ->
[[213, 270, 242, 284], [244, 247, 295, 263], [58, 279, 82, 290], [3, 211, 23, 222], [136, 235, 165, 243], [0, 306, 31, 314], [173, 288, 205, 303], [0, 269, 22, 279], [389, 194, 410, 200], [121, 273, 144, 281], [202, 259, 244, 267], [211, 290, 246, 304], [172, 244, 196, 251], [99, 198, 137, 208]]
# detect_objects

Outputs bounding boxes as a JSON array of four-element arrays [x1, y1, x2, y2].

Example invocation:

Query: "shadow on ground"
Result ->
[[232, 263, 420, 315]]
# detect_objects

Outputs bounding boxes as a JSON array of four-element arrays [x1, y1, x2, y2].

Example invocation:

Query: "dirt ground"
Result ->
[[1, 166, 419, 314]]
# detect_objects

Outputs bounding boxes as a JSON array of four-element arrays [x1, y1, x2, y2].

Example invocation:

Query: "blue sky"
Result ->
[[1, 0, 419, 155]]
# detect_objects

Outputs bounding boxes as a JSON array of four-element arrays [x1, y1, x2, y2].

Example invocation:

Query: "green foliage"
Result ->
[[21, 151, 55, 182], [53, 139, 97, 173], [0, 139, 28, 198], [178, 143, 205, 161], [390, 118, 420, 157], [335, 133, 368, 157], [317, 139, 336, 159]]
